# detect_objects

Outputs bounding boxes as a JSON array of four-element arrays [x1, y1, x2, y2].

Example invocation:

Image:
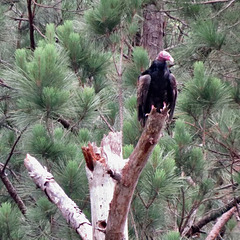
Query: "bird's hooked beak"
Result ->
[[157, 50, 174, 65]]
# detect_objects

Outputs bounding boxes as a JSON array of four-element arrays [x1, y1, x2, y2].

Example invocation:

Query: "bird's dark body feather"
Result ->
[[137, 60, 177, 127]]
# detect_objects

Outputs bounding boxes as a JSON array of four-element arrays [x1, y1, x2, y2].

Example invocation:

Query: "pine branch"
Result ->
[[205, 207, 236, 240], [24, 154, 92, 240], [185, 196, 240, 237]]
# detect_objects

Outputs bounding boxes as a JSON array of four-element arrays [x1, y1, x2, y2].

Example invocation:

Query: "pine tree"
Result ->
[[0, 0, 239, 239]]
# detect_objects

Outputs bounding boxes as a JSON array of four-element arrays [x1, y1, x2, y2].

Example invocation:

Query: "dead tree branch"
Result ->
[[105, 107, 168, 240], [24, 154, 92, 240], [185, 196, 240, 237], [205, 207, 236, 240]]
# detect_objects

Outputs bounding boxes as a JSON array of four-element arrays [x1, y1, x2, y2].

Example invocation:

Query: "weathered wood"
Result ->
[[82, 132, 128, 240], [105, 107, 168, 240], [205, 207, 236, 240], [24, 154, 92, 240]]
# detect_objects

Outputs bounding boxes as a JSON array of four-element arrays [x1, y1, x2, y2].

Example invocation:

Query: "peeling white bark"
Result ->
[[24, 154, 92, 240], [82, 132, 128, 240]]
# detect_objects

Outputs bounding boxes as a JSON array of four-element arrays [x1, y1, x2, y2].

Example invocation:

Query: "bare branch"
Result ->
[[105, 107, 168, 240], [211, 0, 236, 19], [33, 24, 46, 38], [0, 165, 27, 215], [205, 207, 236, 240], [185, 196, 240, 237], [27, 0, 35, 50], [164, 11, 189, 27], [24, 154, 92, 240], [0, 78, 14, 90], [2, 127, 26, 173], [31, 0, 85, 13], [98, 110, 115, 132]]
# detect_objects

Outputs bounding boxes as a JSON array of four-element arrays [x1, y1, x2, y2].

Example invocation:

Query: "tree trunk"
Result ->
[[142, 4, 165, 60], [27, 0, 35, 50]]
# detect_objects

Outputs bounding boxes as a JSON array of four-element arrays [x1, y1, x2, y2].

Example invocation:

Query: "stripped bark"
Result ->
[[24, 154, 92, 240], [81, 107, 167, 240], [82, 131, 128, 239], [205, 207, 236, 240]]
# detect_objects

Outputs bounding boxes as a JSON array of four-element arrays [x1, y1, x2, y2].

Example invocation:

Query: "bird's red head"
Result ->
[[156, 50, 174, 64]]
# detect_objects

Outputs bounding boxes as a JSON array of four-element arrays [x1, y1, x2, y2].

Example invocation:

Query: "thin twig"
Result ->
[[179, 187, 185, 233], [33, 24, 46, 38], [164, 11, 189, 27], [2, 127, 27, 173], [210, 0, 236, 19], [31, 0, 85, 13], [98, 110, 115, 132]]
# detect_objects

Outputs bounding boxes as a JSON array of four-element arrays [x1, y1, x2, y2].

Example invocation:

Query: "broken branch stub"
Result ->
[[82, 132, 128, 239]]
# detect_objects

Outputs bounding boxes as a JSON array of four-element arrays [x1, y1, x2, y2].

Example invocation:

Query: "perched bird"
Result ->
[[137, 50, 177, 127]]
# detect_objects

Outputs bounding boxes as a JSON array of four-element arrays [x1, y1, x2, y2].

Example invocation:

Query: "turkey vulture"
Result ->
[[137, 50, 177, 127]]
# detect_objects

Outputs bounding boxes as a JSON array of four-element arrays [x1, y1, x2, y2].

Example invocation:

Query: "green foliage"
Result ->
[[78, 128, 91, 144], [199, 178, 214, 197], [5, 43, 75, 127], [123, 144, 134, 158], [45, 23, 56, 44], [210, 108, 240, 151], [131, 147, 181, 238], [192, 20, 226, 50], [85, 0, 124, 35], [28, 124, 77, 162], [179, 62, 230, 118], [0, 203, 24, 240], [124, 47, 149, 90], [174, 119, 192, 147], [0, 1, 239, 239], [28, 197, 56, 222], [162, 231, 180, 240], [123, 110, 141, 145], [55, 160, 88, 206], [177, 0, 211, 19], [57, 20, 110, 79], [74, 87, 101, 126], [174, 120, 204, 181]]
